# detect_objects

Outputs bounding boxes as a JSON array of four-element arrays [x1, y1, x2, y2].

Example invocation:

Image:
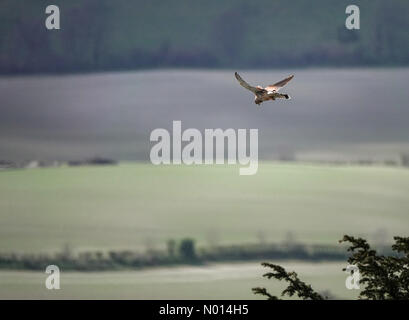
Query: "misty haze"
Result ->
[[1, 68, 408, 163]]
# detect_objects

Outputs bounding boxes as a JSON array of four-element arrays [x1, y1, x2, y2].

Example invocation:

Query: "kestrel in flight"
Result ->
[[235, 72, 294, 106]]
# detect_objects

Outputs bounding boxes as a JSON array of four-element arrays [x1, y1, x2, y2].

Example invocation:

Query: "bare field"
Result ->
[[0, 261, 360, 300]]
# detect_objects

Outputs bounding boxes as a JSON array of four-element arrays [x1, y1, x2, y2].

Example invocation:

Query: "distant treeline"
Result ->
[[0, 239, 386, 271], [0, 157, 117, 170], [3, 157, 409, 172], [2, 154, 409, 170], [1, 0, 408, 74]]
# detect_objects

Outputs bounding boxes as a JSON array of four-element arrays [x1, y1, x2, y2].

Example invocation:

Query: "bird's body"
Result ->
[[234, 72, 294, 106]]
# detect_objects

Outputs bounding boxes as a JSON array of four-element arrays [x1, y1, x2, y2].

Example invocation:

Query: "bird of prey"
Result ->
[[235, 72, 294, 106]]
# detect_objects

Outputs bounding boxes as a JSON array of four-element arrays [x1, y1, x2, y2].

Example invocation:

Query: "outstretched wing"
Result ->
[[235, 72, 263, 94], [265, 75, 294, 92]]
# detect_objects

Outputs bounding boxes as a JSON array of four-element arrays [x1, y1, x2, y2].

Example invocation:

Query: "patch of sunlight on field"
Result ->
[[0, 162, 409, 253], [0, 261, 360, 299]]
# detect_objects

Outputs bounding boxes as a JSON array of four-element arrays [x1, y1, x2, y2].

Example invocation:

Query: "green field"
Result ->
[[1, 162, 408, 254], [0, 261, 360, 299]]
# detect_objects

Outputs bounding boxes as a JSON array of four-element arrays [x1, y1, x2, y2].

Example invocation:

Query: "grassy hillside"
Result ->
[[1, 0, 409, 73], [1, 163, 408, 253]]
